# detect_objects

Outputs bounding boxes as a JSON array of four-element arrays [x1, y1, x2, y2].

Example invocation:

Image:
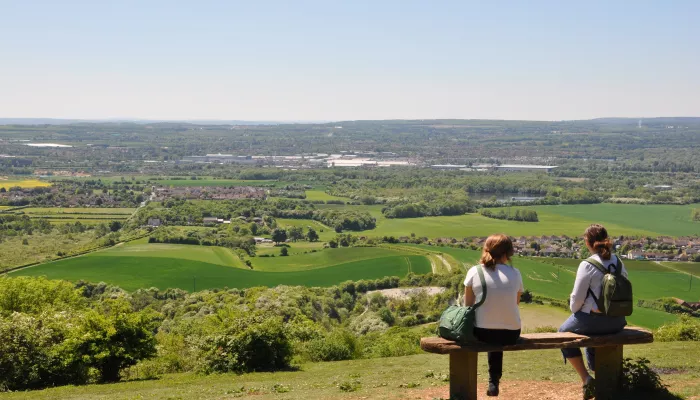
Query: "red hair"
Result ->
[[480, 234, 514, 270], [584, 224, 612, 260]]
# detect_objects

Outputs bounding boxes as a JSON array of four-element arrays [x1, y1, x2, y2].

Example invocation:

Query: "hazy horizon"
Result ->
[[1, 1, 698, 121]]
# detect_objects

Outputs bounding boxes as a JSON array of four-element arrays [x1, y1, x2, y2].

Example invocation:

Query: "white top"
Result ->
[[569, 254, 628, 314], [464, 264, 524, 330]]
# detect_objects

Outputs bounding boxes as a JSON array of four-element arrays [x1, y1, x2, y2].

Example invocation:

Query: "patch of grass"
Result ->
[[0, 230, 97, 272], [305, 190, 350, 202], [250, 247, 412, 272], [1, 342, 697, 400]]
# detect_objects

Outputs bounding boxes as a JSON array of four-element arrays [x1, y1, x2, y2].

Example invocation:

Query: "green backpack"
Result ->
[[586, 256, 633, 317], [437, 266, 487, 343]]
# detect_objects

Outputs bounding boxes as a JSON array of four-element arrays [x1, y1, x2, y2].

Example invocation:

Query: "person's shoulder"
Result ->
[[467, 264, 481, 274]]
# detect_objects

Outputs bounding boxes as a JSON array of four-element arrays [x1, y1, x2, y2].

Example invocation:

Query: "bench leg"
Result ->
[[594, 345, 623, 400], [449, 351, 478, 400]]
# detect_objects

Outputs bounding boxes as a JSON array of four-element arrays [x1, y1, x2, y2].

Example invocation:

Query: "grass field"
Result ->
[[3, 342, 698, 400], [11, 243, 430, 291], [251, 247, 412, 272], [318, 203, 700, 238], [20, 207, 136, 214], [305, 190, 350, 202], [11, 207, 136, 223], [0, 178, 51, 190]]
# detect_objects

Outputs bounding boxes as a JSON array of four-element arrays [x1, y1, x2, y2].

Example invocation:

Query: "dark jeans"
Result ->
[[558, 311, 626, 371], [473, 327, 521, 383]]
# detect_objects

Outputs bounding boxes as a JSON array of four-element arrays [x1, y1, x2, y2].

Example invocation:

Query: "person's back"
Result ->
[[463, 234, 523, 397], [465, 263, 522, 330]]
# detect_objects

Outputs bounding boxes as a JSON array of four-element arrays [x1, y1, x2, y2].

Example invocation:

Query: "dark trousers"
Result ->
[[473, 327, 521, 383]]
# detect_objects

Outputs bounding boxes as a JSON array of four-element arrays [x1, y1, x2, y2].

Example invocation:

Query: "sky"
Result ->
[[1, 0, 699, 121]]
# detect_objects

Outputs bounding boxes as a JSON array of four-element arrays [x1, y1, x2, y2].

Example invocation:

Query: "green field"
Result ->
[[318, 203, 700, 238], [20, 207, 136, 214], [305, 190, 350, 202], [11, 244, 430, 291], [251, 247, 412, 272], [157, 178, 280, 187]]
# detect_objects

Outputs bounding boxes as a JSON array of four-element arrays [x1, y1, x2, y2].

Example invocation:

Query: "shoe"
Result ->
[[486, 380, 499, 396], [582, 376, 595, 400]]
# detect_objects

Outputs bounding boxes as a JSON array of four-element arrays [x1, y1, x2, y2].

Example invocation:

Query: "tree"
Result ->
[[271, 229, 287, 245], [289, 226, 304, 242], [307, 228, 319, 242], [328, 239, 338, 248], [280, 247, 289, 256], [109, 221, 122, 232], [249, 222, 259, 235]]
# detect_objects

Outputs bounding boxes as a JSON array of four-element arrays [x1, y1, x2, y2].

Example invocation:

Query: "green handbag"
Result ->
[[437, 266, 487, 343]]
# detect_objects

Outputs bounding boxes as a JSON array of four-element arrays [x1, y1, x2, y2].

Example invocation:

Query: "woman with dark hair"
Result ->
[[559, 224, 628, 399], [464, 234, 524, 397]]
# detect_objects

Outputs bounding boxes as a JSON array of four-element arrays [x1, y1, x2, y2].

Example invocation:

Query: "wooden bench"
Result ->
[[420, 327, 653, 400]]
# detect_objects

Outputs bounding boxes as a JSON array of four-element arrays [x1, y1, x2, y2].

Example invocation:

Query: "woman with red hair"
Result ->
[[464, 234, 524, 397]]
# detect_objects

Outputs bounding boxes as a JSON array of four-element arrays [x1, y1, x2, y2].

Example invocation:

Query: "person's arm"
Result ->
[[464, 285, 476, 306], [570, 262, 593, 313], [516, 269, 524, 305], [463, 267, 476, 306]]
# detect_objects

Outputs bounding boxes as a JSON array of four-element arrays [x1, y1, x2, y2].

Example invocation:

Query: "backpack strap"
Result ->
[[473, 266, 488, 309], [614, 256, 624, 277], [585, 257, 609, 311]]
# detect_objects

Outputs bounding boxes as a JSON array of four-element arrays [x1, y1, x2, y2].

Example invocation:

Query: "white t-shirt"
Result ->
[[464, 264, 524, 330], [569, 254, 628, 314]]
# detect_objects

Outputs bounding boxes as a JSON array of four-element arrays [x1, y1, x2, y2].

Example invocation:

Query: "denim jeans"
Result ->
[[558, 311, 626, 371], [473, 327, 521, 383]]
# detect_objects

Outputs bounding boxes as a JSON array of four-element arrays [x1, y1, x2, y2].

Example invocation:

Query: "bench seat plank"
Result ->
[[421, 327, 653, 354]]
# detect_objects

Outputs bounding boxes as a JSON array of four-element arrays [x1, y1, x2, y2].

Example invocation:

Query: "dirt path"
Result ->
[[436, 254, 452, 272], [395, 381, 583, 399]]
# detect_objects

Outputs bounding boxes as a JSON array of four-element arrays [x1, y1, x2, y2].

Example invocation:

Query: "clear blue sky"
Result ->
[[1, 0, 698, 121]]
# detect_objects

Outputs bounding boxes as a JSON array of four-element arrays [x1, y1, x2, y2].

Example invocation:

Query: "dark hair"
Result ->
[[584, 224, 612, 260], [480, 234, 514, 270]]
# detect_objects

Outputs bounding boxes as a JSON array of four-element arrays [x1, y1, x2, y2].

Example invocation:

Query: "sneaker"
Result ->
[[582, 376, 595, 400], [486, 381, 499, 397]]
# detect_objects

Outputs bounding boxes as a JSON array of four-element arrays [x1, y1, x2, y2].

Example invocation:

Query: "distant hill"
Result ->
[[0, 118, 325, 126]]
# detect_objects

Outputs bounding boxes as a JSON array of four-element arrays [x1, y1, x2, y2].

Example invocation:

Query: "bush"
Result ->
[[655, 316, 700, 342], [621, 358, 669, 395], [361, 327, 422, 358], [304, 330, 358, 362], [198, 315, 292, 374]]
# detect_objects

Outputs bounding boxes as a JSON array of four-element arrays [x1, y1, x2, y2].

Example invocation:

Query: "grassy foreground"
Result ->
[[3, 342, 698, 400]]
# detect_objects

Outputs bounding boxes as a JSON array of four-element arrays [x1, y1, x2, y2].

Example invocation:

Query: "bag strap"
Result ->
[[473, 266, 488, 309], [585, 257, 610, 311], [585, 257, 609, 275], [614, 256, 623, 277]]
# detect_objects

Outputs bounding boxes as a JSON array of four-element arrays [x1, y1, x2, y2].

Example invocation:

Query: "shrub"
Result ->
[[621, 358, 669, 395], [304, 330, 358, 362], [655, 316, 700, 342], [198, 315, 292, 374], [361, 327, 422, 358], [349, 312, 389, 335]]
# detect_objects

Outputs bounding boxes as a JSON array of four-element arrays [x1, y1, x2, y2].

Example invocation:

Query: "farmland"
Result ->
[[10, 207, 135, 223], [11, 243, 430, 291], [304, 189, 351, 202], [318, 203, 699, 238], [0, 178, 50, 190]]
